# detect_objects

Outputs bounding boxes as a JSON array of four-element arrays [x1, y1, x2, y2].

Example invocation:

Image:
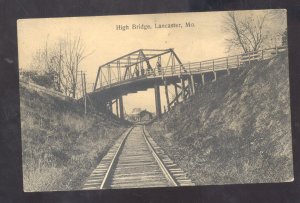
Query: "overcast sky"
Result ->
[[17, 10, 285, 113]]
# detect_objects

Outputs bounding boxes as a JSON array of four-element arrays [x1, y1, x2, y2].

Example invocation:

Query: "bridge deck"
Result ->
[[88, 46, 287, 102]]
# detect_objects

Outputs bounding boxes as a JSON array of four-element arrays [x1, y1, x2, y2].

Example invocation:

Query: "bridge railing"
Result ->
[[151, 46, 287, 78], [95, 46, 287, 90]]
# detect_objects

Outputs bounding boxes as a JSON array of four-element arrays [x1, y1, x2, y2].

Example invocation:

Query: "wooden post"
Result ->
[[154, 84, 162, 117], [80, 71, 84, 96], [58, 45, 62, 92], [212, 60, 216, 82], [83, 73, 87, 114], [181, 78, 186, 101], [164, 80, 170, 111], [108, 101, 112, 112], [213, 72, 217, 82], [226, 58, 230, 75], [119, 96, 124, 120], [199, 62, 201, 73], [80, 71, 86, 114]]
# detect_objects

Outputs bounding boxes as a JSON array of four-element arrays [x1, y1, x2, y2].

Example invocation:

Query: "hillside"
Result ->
[[20, 83, 127, 191], [147, 53, 293, 185]]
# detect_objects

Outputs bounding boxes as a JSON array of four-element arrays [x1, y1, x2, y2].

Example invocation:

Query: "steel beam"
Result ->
[[140, 50, 153, 72], [169, 91, 182, 106], [171, 49, 187, 73], [94, 67, 101, 91], [129, 50, 172, 68]]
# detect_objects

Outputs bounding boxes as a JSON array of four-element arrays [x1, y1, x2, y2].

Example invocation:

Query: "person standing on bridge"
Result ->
[[157, 61, 162, 75], [141, 67, 145, 76], [147, 64, 152, 75], [135, 68, 140, 77]]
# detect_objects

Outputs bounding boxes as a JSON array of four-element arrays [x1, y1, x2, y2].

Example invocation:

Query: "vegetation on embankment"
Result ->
[[20, 84, 127, 191], [147, 53, 293, 185]]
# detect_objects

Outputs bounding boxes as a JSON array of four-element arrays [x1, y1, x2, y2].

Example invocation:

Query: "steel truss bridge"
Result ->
[[87, 46, 287, 119]]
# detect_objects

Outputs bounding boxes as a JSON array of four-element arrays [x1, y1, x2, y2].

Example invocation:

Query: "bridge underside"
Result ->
[[82, 46, 286, 120], [87, 70, 230, 118]]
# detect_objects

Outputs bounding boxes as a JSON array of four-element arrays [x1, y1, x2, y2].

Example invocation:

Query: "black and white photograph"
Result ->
[[17, 10, 293, 192]]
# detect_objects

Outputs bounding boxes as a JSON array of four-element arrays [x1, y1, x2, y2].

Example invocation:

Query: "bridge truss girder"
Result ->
[[93, 48, 186, 91]]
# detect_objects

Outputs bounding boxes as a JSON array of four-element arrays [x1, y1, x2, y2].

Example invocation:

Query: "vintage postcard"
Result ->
[[17, 10, 293, 192]]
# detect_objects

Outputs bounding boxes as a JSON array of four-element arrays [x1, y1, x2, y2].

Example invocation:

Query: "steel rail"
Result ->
[[99, 127, 134, 189], [142, 125, 178, 186], [99, 125, 178, 188]]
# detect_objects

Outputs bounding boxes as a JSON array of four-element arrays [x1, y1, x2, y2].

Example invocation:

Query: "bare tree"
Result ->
[[223, 11, 270, 54], [48, 43, 63, 92], [59, 34, 89, 98], [268, 10, 288, 47], [27, 34, 91, 98], [27, 38, 60, 89]]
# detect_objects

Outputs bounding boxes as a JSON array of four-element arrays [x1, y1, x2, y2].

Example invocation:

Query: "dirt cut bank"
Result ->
[[147, 53, 293, 185], [20, 83, 127, 191]]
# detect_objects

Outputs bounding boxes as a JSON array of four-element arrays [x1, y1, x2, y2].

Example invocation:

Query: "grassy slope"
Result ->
[[20, 85, 126, 191], [147, 54, 293, 185]]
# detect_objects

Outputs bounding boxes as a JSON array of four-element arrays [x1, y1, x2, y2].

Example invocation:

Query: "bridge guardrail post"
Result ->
[[179, 64, 182, 75], [226, 57, 230, 75], [199, 62, 201, 73]]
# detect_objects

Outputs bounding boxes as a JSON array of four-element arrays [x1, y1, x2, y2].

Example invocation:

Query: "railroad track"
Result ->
[[82, 125, 194, 190]]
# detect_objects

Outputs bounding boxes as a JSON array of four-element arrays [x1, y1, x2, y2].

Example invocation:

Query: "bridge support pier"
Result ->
[[115, 98, 119, 117], [187, 77, 193, 97], [213, 72, 217, 82], [164, 80, 170, 112], [119, 96, 124, 120], [108, 101, 112, 112], [181, 78, 186, 101], [190, 75, 195, 95], [154, 84, 162, 117], [201, 74, 205, 86]]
